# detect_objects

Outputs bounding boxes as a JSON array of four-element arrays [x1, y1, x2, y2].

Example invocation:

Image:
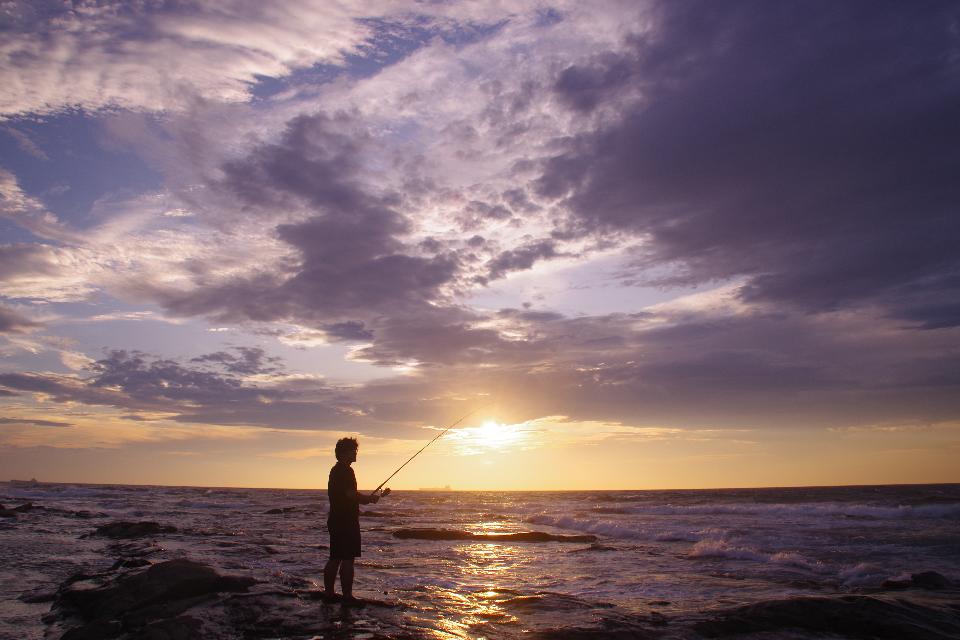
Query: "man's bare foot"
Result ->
[[341, 595, 366, 607], [319, 591, 342, 602]]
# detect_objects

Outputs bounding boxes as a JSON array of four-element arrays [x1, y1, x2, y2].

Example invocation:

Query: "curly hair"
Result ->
[[334, 437, 359, 461]]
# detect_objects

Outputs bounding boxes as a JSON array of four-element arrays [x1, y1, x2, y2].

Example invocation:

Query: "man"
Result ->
[[322, 437, 389, 604]]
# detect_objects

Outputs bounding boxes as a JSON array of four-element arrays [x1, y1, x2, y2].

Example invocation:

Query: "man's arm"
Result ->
[[358, 491, 379, 505], [344, 488, 381, 504]]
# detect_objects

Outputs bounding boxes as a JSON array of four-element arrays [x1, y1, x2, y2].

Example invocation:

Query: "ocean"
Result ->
[[1, 482, 958, 639]]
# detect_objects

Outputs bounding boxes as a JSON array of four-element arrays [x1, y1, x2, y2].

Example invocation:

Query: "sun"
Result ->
[[454, 419, 525, 451], [477, 420, 515, 446]]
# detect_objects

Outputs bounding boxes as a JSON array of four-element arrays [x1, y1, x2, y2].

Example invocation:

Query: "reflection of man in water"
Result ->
[[323, 437, 389, 603]]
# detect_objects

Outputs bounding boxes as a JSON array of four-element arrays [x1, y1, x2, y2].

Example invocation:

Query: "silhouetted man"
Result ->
[[322, 437, 389, 604]]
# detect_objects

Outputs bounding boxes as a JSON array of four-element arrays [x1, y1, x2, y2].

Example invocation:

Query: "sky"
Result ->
[[1, 0, 958, 490]]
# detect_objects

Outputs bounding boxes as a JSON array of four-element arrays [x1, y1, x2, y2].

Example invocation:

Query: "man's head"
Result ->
[[335, 437, 359, 462]]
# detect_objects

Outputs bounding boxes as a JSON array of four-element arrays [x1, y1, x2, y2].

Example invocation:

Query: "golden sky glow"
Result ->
[[3, 412, 958, 489]]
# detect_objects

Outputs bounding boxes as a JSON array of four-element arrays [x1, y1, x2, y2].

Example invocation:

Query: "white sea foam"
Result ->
[[590, 501, 960, 520], [530, 512, 825, 569], [689, 539, 768, 561], [525, 514, 654, 540], [525, 513, 715, 543], [839, 562, 892, 588], [688, 539, 822, 570]]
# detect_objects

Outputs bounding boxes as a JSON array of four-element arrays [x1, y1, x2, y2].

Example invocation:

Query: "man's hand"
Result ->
[[381, 488, 391, 498]]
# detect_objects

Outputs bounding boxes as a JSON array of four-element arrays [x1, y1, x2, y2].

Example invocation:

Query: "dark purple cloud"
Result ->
[[0, 304, 40, 333], [153, 113, 458, 324], [541, 0, 960, 327], [486, 239, 561, 280], [88, 350, 267, 407], [0, 416, 71, 427], [0, 244, 60, 281], [277, 215, 457, 316], [0, 349, 419, 434], [348, 307, 510, 367], [321, 320, 373, 341], [0, 372, 74, 396], [190, 346, 282, 375]]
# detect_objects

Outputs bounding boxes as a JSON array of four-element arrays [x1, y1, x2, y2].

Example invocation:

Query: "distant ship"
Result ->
[[9, 478, 41, 487], [418, 485, 452, 491]]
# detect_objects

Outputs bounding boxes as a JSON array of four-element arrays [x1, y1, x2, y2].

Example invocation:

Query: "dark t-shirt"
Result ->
[[327, 463, 359, 525]]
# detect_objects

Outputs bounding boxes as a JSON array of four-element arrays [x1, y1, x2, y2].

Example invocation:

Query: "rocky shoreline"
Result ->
[[35, 518, 413, 640]]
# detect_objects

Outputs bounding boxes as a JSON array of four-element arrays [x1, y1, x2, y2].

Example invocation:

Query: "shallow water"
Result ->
[[1, 482, 958, 639]]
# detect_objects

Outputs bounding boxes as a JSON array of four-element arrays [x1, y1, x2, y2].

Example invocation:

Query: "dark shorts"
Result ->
[[327, 517, 361, 559]]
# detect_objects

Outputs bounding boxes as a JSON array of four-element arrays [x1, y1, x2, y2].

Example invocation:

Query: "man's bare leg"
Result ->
[[323, 558, 341, 596], [339, 559, 355, 599]]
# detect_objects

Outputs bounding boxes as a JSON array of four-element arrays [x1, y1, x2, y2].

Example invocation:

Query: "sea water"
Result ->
[[1, 482, 958, 638]]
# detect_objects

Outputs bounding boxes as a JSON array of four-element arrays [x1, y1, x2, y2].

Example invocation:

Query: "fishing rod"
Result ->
[[373, 407, 482, 494]]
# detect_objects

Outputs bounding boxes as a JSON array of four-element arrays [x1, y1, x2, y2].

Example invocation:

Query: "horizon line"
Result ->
[[6, 479, 959, 492]]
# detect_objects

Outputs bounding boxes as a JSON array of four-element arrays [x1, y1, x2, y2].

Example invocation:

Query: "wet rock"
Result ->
[[527, 610, 666, 638], [139, 615, 203, 640], [110, 557, 152, 570], [19, 586, 58, 603], [0, 507, 15, 518], [91, 521, 178, 539], [54, 559, 256, 639], [61, 617, 122, 640], [13, 502, 37, 512], [393, 528, 598, 543], [500, 592, 613, 612], [695, 594, 960, 639], [912, 571, 955, 590]]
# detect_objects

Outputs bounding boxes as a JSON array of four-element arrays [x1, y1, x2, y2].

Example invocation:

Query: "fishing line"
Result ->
[[373, 406, 483, 493]]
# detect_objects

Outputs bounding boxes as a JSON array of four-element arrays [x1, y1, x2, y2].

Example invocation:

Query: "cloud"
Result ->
[[0, 349, 403, 433], [0, 171, 298, 304], [322, 321, 374, 342], [0, 409, 267, 449], [538, 0, 960, 326], [190, 346, 282, 375], [0, 169, 79, 242], [1, 5, 635, 336], [3, 127, 49, 160], [0, 416, 72, 427], [83, 311, 181, 323], [0, 304, 41, 333], [141, 112, 461, 326], [0, 1, 565, 120], [486, 239, 562, 280], [0, 1, 377, 118], [87, 349, 280, 408], [2, 298, 959, 434]]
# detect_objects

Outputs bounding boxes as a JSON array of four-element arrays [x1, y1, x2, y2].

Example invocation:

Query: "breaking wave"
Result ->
[[586, 501, 960, 520]]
